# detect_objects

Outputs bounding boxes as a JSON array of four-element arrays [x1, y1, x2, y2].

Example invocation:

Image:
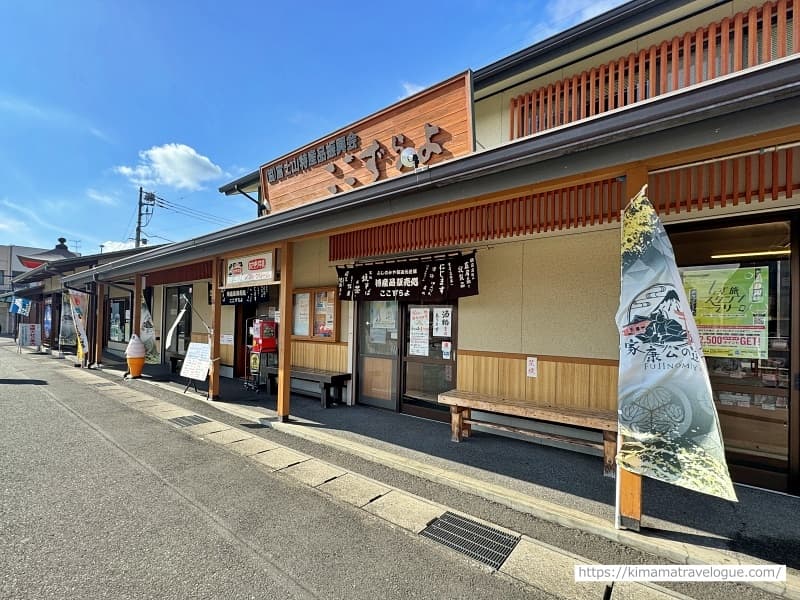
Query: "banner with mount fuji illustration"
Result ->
[[616, 187, 736, 501]]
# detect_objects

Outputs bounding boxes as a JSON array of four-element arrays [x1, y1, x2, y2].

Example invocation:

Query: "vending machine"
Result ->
[[244, 317, 278, 391]]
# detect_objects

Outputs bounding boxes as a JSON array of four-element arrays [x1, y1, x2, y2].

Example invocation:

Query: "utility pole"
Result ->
[[135, 187, 143, 248], [135, 187, 156, 248]]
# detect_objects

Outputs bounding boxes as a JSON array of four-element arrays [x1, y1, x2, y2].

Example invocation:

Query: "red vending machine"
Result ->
[[252, 318, 277, 353], [246, 318, 278, 391]]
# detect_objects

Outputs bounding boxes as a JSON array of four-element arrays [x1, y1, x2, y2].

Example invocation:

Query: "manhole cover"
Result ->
[[420, 511, 520, 570], [167, 414, 212, 427]]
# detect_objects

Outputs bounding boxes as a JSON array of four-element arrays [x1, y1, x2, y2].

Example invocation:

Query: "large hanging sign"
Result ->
[[336, 252, 478, 302], [225, 252, 274, 288], [680, 266, 768, 360], [616, 187, 736, 501], [259, 72, 472, 214]]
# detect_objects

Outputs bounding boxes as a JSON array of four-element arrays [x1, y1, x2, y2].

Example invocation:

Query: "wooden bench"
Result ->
[[438, 390, 618, 478], [264, 366, 351, 408]]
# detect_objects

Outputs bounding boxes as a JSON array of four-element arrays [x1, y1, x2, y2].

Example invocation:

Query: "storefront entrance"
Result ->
[[670, 214, 798, 493], [357, 300, 457, 421]]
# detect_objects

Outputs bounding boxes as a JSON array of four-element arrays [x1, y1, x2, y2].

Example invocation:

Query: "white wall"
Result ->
[[459, 227, 620, 359]]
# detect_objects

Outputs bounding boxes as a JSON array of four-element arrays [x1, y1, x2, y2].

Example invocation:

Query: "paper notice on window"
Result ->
[[433, 307, 452, 337], [409, 308, 430, 356]]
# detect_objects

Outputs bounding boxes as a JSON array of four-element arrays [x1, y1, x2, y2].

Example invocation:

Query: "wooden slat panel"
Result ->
[[589, 364, 619, 411], [762, 1, 773, 62], [497, 357, 527, 401], [734, 11, 744, 71], [720, 17, 731, 75], [795, 0, 800, 53], [291, 340, 348, 371], [472, 356, 500, 396], [748, 6, 759, 66]]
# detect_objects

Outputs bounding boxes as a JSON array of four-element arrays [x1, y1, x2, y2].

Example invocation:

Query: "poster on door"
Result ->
[[432, 307, 452, 337], [409, 308, 430, 357]]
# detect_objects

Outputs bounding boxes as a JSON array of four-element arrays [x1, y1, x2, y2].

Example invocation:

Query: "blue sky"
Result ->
[[0, 0, 623, 255]]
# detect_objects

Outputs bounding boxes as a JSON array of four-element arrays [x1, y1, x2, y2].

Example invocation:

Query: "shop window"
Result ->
[[108, 298, 130, 343], [292, 287, 338, 341], [670, 219, 791, 490]]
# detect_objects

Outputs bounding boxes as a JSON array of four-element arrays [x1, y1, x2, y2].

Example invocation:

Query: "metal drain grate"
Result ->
[[167, 414, 212, 427], [420, 511, 520, 570]]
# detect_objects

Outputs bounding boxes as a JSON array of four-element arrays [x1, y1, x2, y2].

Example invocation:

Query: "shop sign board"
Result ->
[[259, 72, 473, 213], [337, 252, 478, 302], [209, 283, 270, 305], [18, 323, 41, 347], [226, 252, 273, 288], [180, 342, 211, 381], [680, 266, 769, 359]]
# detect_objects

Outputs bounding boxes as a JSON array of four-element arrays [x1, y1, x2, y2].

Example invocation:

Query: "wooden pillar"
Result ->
[[132, 274, 142, 337], [616, 163, 647, 531], [95, 283, 106, 365], [209, 257, 222, 399], [277, 242, 293, 421]]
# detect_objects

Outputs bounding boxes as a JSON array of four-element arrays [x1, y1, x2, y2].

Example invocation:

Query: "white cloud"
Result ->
[[99, 240, 136, 252], [0, 199, 85, 242], [114, 143, 223, 191], [398, 82, 426, 100], [525, 0, 625, 45], [87, 188, 118, 206], [0, 94, 112, 142]]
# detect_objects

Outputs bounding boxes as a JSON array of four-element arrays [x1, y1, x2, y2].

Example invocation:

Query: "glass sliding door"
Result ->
[[165, 285, 192, 357], [357, 300, 400, 410], [401, 304, 456, 420]]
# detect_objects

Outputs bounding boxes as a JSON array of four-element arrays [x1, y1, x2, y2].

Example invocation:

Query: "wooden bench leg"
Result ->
[[463, 408, 472, 438], [603, 430, 617, 478], [450, 406, 465, 442], [332, 383, 343, 405], [320, 383, 331, 408]]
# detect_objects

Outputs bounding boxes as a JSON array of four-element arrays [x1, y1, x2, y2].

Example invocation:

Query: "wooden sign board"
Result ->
[[180, 342, 211, 381], [260, 72, 473, 214]]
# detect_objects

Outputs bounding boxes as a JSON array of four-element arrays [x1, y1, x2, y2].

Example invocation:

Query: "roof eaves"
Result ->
[[473, 0, 713, 91], [65, 58, 800, 285], [219, 170, 260, 195]]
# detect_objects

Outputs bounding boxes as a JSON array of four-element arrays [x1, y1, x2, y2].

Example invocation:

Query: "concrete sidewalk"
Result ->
[[23, 344, 800, 598]]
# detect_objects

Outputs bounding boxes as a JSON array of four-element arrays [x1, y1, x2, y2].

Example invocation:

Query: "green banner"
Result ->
[[681, 266, 768, 360]]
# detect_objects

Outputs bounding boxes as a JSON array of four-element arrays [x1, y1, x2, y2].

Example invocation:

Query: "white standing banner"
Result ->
[[616, 187, 736, 502]]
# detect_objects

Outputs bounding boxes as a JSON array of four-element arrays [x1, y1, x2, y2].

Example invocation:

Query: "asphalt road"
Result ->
[[0, 346, 552, 600], [0, 340, 785, 599]]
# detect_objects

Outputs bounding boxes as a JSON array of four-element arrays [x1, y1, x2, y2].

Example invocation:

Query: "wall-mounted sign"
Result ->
[[526, 356, 538, 378], [209, 283, 270, 305], [337, 252, 478, 302], [225, 252, 273, 288], [259, 72, 473, 214]]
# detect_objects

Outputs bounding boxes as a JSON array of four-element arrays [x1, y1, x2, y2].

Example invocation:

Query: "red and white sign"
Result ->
[[226, 251, 274, 288]]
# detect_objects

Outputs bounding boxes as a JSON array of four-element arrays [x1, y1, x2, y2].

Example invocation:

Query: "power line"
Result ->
[[154, 197, 238, 226]]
